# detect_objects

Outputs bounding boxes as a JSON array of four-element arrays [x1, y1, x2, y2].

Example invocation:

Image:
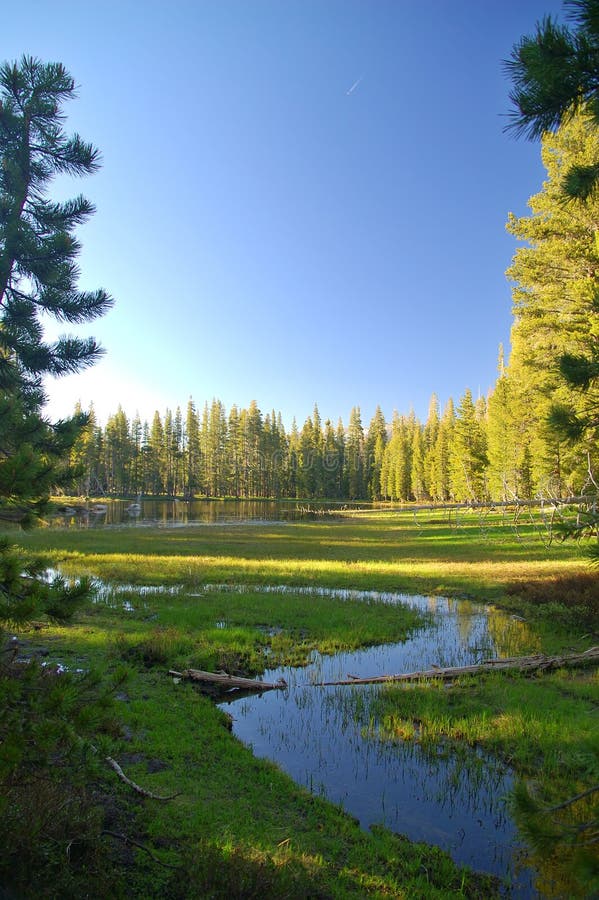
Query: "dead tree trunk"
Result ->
[[314, 646, 599, 686]]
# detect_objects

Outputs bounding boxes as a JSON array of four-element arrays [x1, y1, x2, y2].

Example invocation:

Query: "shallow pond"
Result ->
[[214, 587, 542, 898], [50, 498, 373, 527]]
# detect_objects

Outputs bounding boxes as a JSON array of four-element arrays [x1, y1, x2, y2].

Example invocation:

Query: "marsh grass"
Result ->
[[3, 508, 597, 897], [17, 508, 594, 627], [371, 669, 599, 896]]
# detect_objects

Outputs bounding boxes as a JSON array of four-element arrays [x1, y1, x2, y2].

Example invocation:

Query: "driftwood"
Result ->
[[169, 668, 287, 693], [315, 646, 599, 686]]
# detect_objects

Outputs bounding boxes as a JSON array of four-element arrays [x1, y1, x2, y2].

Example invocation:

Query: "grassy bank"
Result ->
[[4, 508, 598, 897]]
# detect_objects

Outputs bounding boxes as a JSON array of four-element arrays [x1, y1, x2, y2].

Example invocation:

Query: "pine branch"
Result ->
[[545, 783, 599, 812]]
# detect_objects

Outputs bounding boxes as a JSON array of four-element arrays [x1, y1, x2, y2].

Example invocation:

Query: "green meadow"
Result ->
[[6, 507, 599, 898]]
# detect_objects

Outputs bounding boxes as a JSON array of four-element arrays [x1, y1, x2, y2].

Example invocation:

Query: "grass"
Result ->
[[18, 505, 596, 611], [369, 669, 599, 898], [3, 507, 599, 897]]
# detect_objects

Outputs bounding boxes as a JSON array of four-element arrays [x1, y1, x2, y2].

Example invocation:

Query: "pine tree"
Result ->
[[0, 54, 112, 577], [423, 394, 441, 500], [322, 419, 341, 498], [207, 399, 227, 497], [298, 414, 317, 498], [506, 110, 599, 496], [365, 406, 387, 500], [410, 421, 427, 501], [103, 406, 131, 494], [449, 390, 488, 502], [506, 0, 599, 199], [0, 58, 112, 402], [184, 398, 201, 499], [486, 347, 533, 500], [381, 412, 412, 501], [147, 411, 165, 495], [287, 417, 300, 498], [244, 400, 264, 497], [335, 418, 348, 498], [310, 404, 325, 497], [129, 413, 143, 494], [0, 57, 112, 524], [226, 404, 242, 498], [346, 406, 366, 500], [430, 399, 455, 501], [0, 58, 118, 890]]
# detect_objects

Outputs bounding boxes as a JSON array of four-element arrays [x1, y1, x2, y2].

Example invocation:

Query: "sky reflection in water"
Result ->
[[216, 588, 541, 898]]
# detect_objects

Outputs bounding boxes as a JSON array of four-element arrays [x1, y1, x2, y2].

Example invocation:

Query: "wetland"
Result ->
[[7, 506, 599, 898]]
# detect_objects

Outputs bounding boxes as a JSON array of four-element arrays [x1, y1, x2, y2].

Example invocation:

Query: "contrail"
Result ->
[[346, 75, 363, 96]]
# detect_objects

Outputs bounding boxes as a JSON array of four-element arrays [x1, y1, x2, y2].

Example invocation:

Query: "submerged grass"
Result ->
[[4, 507, 598, 897], [370, 669, 599, 897]]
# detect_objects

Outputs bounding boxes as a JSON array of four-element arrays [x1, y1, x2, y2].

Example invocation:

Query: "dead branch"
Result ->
[[169, 668, 287, 692], [101, 830, 179, 869], [314, 646, 599, 686], [105, 756, 181, 801]]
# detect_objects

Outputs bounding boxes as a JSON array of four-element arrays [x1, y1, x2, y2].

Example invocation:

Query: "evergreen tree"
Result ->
[[147, 411, 165, 495], [365, 406, 387, 500], [381, 412, 412, 501], [486, 347, 533, 500], [67, 402, 100, 496], [449, 390, 488, 502], [0, 57, 112, 524], [103, 406, 131, 494], [298, 414, 317, 498], [244, 400, 264, 497], [410, 420, 427, 501], [0, 58, 112, 403], [129, 413, 143, 494], [287, 417, 300, 498], [226, 404, 242, 498], [506, 110, 599, 495], [200, 402, 210, 496], [430, 399, 455, 501], [184, 398, 201, 498], [346, 406, 366, 500], [423, 394, 441, 499], [336, 418, 348, 498], [207, 399, 227, 497], [262, 410, 286, 497], [0, 58, 119, 890], [506, 0, 599, 199], [310, 403, 325, 496], [322, 419, 341, 498]]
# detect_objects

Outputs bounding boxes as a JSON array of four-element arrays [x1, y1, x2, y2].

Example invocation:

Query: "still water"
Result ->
[[212, 587, 542, 897], [51, 498, 365, 527]]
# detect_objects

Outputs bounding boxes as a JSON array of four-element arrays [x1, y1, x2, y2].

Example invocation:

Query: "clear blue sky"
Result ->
[[5, 0, 564, 429]]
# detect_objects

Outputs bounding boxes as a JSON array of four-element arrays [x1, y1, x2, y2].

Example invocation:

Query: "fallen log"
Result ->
[[315, 646, 599, 686], [169, 668, 287, 692]]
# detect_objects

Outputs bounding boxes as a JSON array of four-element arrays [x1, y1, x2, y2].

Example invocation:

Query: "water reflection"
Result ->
[[217, 588, 541, 897], [49, 498, 360, 527]]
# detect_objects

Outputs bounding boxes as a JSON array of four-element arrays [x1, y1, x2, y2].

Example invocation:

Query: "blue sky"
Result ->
[[5, 0, 564, 429]]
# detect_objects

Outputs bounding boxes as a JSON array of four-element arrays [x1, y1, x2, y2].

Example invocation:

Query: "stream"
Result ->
[[213, 587, 543, 898]]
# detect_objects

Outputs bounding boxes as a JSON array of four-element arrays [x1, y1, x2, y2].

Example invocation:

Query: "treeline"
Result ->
[[68, 110, 599, 504], [68, 380, 594, 503]]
